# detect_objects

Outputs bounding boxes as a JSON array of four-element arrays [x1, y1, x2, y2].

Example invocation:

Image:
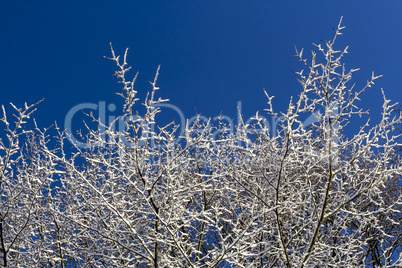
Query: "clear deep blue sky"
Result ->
[[1, 1, 401, 139]]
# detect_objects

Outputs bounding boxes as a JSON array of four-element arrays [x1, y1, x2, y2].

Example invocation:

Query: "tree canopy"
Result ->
[[0, 19, 401, 267]]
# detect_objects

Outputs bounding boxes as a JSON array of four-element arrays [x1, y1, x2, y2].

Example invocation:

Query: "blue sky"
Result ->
[[1, 1, 401, 139]]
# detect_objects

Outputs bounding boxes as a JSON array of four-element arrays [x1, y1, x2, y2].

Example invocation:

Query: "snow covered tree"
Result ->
[[227, 19, 402, 267], [0, 18, 401, 267], [0, 101, 63, 267]]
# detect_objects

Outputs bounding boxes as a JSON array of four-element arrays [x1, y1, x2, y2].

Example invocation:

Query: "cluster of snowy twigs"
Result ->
[[0, 19, 401, 267]]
